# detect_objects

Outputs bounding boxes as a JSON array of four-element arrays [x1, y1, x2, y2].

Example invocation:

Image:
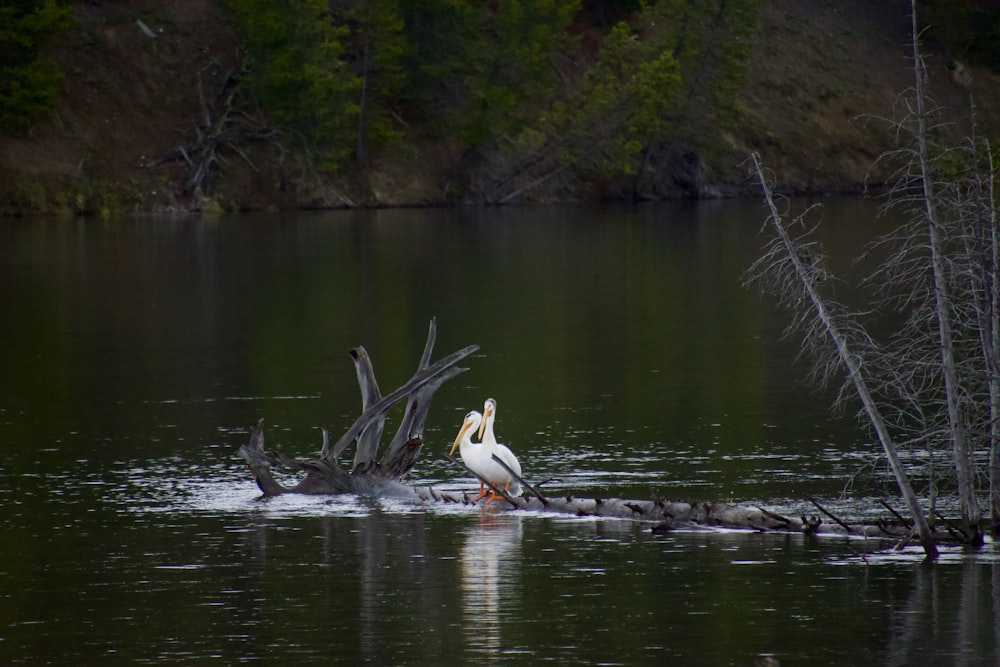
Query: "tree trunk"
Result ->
[[748, 153, 938, 559], [356, 41, 369, 163], [981, 144, 1000, 537], [909, 1, 982, 543]]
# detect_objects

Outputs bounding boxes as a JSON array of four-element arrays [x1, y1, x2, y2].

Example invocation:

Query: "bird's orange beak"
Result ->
[[478, 404, 492, 440], [450, 420, 472, 456]]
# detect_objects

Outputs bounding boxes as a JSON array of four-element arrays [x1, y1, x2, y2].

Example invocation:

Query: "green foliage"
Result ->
[[211, 0, 759, 190], [396, 0, 579, 148], [9, 177, 47, 212], [651, 0, 761, 135], [393, 0, 479, 128], [337, 0, 408, 161], [545, 17, 683, 176], [225, 0, 361, 170], [218, 0, 757, 188], [0, 0, 72, 134], [492, 0, 759, 192], [463, 0, 579, 147], [919, 0, 1000, 72]]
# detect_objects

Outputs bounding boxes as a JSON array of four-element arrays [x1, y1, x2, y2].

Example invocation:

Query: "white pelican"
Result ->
[[450, 410, 492, 501], [477, 398, 522, 502]]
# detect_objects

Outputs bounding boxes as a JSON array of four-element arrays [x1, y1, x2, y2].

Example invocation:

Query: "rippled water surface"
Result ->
[[3, 201, 1000, 665]]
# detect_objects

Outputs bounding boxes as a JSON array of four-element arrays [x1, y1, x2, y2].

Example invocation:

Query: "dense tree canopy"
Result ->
[[21, 0, 990, 209], [0, 0, 72, 134], [225, 0, 361, 170], [216, 0, 762, 198]]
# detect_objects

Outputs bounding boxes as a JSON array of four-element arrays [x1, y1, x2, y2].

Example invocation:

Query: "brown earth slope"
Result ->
[[0, 1, 244, 215], [1, 1, 998, 215], [734, 0, 1000, 194]]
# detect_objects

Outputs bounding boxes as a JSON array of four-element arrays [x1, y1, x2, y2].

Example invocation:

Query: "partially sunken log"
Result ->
[[238, 318, 478, 495], [410, 483, 968, 545]]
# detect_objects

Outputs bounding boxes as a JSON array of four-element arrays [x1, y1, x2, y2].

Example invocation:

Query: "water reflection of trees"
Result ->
[[348, 509, 451, 665], [232, 509, 453, 664], [458, 513, 523, 661], [885, 559, 1000, 665]]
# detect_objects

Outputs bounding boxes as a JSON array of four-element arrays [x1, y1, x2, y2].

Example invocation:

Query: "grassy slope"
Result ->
[[1, 0, 998, 214], [733, 0, 1000, 194]]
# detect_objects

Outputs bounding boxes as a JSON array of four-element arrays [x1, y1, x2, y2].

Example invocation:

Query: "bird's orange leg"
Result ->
[[473, 482, 489, 501], [483, 482, 513, 505]]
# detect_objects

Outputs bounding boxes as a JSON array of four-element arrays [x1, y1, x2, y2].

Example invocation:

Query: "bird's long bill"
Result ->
[[477, 406, 492, 440], [450, 422, 472, 456]]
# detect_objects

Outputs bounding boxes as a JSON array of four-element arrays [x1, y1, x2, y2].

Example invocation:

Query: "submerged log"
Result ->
[[406, 483, 969, 545]]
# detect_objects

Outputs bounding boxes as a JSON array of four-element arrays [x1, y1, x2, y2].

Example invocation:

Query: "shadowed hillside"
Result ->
[[1, 0, 998, 215]]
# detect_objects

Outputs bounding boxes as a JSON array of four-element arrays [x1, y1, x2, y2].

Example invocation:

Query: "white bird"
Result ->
[[450, 410, 492, 501], [477, 397, 522, 502]]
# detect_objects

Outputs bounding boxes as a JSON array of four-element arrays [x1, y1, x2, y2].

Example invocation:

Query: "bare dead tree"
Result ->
[[906, 3, 979, 542], [147, 62, 280, 204], [748, 2, 1000, 549], [744, 153, 938, 559], [977, 143, 1000, 535], [859, 1, 987, 543], [934, 99, 1000, 535]]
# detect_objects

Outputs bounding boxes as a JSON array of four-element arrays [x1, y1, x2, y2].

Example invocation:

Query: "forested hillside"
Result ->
[[2, 0, 999, 215]]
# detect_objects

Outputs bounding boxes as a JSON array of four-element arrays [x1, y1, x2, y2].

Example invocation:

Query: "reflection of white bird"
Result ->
[[450, 410, 491, 501], [478, 398, 522, 502], [459, 514, 523, 659]]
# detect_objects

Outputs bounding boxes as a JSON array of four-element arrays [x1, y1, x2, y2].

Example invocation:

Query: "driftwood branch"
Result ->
[[350, 345, 384, 473], [879, 498, 911, 526], [380, 319, 441, 468], [238, 318, 478, 495], [757, 505, 794, 527], [328, 345, 477, 460], [809, 496, 853, 533]]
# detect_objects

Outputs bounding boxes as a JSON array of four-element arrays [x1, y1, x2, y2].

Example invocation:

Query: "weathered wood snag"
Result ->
[[238, 318, 478, 495]]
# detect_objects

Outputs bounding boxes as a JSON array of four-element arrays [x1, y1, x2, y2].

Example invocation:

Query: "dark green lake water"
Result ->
[[2, 200, 999, 665]]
